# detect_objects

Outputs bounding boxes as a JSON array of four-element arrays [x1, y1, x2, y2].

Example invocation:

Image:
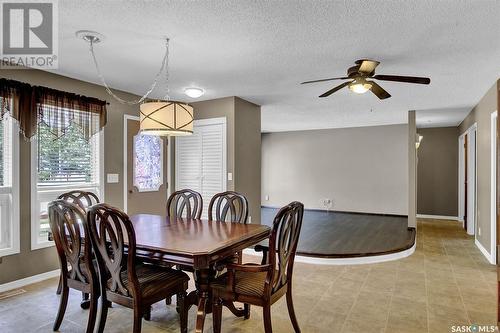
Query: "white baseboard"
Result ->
[[475, 239, 495, 265], [0, 269, 60, 293], [243, 242, 416, 266], [417, 214, 459, 221]]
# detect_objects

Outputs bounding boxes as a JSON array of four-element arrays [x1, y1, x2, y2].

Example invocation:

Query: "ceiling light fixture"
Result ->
[[348, 78, 372, 94], [78, 30, 193, 136], [184, 87, 204, 98]]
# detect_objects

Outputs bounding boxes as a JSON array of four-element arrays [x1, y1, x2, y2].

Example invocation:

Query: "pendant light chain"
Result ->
[[163, 38, 170, 101], [88, 37, 169, 105]]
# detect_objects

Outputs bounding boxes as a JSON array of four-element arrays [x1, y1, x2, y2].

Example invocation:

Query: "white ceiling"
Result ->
[[52, 0, 500, 132]]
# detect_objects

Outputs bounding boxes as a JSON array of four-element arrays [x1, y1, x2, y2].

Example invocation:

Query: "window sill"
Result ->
[[0, 247, 20, 257], [31, 241, 54, 251]]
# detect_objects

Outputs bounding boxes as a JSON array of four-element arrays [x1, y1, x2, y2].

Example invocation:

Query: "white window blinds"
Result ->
[[37, 108, 100, 186]]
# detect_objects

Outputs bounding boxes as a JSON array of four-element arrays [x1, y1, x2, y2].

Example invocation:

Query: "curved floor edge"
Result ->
[[243, 241, 416, 266]]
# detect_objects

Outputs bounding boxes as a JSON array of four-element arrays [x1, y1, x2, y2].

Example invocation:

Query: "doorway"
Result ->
[[123, 115, 171, 215], [459, 123, 477, 236]]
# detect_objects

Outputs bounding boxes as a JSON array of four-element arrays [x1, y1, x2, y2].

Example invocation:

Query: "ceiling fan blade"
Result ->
[[369, 81, 391, 99], [301, 77, 350, 85], [358, 60, 380, 75], [373, 74, 431, 85], [319, 81, 351, 98]]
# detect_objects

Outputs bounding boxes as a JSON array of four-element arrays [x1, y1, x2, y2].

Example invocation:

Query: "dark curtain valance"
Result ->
[[0, 78, 107, 140]]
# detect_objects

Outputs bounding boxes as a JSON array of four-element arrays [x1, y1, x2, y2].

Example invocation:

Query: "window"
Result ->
[[133, 133, 163, 192], [31, 106, 102, 249], [0, 113, 20, 257]]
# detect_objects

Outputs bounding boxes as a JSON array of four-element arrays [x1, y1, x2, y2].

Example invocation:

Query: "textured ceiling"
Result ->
[[52, 0, 500, 132]]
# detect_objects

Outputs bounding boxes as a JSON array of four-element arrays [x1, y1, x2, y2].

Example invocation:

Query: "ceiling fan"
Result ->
[[301, 59, 431, 100]]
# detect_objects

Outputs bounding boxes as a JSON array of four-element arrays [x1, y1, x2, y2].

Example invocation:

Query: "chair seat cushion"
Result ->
[[212, 269, 278, 297], [108, 263, 189, 299]]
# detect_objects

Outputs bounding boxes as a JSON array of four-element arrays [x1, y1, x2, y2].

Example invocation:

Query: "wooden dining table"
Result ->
[[129, 214, 271, 333]]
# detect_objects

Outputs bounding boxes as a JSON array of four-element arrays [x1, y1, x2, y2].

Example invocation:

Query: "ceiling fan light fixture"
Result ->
[[349, 79, 372, 94]]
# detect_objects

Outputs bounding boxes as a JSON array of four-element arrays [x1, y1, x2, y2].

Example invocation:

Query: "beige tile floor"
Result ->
[[0, 218, 496, 333]]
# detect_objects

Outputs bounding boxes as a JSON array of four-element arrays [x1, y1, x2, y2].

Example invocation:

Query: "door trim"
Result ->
[[123, 114, 172, 214], [175, 117, 227, 193], [459, 123, 477, 235], [458, 133, 465, 224], [491, 110, 498, 264]]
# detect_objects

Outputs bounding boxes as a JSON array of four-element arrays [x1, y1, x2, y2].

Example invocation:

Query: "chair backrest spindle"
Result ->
[[58, 190, 100, 211], [267, 201, 304, 294], [87, 204, 139, 298], [48, 200, 95, 284], [166, 189, 203, 219], [208, 191, 248, 223]]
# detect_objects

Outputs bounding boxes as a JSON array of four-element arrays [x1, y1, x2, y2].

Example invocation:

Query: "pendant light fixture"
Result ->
[[79, 31, 193, 136], [139, 39, 193, 136]]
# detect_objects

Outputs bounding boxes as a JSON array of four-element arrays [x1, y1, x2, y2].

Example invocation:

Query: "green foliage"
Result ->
[[38, 122, 93, 185]]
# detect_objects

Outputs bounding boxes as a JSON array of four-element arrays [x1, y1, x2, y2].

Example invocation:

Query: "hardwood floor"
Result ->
[[261, 207, 415, 258]]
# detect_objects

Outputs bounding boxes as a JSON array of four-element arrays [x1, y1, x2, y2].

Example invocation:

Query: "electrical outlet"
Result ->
[[478, 227, 481, 236], [265, 195, 269, 201], [248, 216, 252, 224]]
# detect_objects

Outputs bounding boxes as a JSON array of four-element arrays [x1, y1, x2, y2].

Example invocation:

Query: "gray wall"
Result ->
[[173, 97, 262, 224], [189, 97, 236, 191], [408, 111, 417, 228], [458, 80, 499, 255], [0, 68, 142, 284], [416, 127, 459, 216], [0, 72, 261, 284], [261, 124, 409, 215], [234, 97, 261, 224]]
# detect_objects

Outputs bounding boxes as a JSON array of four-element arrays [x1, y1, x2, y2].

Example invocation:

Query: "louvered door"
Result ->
[[175, 118, 227, 219]]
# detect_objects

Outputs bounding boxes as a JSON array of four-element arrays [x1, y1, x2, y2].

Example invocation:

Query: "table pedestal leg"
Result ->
[[194, 268, 213, 333], [195, 295, 208, 333]]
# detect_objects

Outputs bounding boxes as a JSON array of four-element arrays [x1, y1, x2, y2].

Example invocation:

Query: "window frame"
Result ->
[[0, 116, 20, 257], [30, 125, 104, 250]]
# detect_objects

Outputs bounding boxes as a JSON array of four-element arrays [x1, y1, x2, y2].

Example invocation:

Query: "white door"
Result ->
[[175, 118, 227, 219]]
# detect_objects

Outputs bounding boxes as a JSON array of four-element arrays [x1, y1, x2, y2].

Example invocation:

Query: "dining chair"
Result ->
[[208, 191, 249, 224], [86, 203, 190, 333], [208, 191, 251, 317], [165, 188, 203, 274], [211, 201, 304, 333], [55, 190, 100, 301], [167, 189, 203, 219], [48, 199, 99, 333], [209, 191, 248, 265], [139, 189, 202, 269], [58, 190, 100, 210], [162, 189, 203, 305]]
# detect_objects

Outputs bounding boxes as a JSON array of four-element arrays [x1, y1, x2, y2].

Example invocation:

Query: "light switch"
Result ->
[[227, 172, 233, 181], [107, 173, 119, 183]]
